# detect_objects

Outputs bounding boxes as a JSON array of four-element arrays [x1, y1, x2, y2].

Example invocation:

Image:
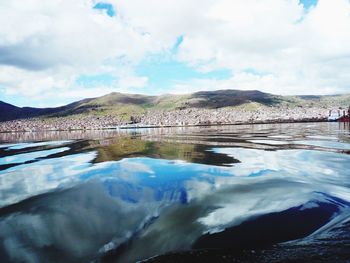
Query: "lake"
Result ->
[[0, 122, 350, 263]]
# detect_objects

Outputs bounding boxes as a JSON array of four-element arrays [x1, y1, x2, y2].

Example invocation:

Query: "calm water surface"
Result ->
[[0, 122, 350, 263]]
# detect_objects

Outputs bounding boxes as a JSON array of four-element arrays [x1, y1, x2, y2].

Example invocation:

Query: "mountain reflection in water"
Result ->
[[0, 122, 349, 263]]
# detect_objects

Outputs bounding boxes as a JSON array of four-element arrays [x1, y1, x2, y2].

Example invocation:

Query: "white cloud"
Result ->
[[0, 0, 350, 105], [0, 0, 159, 104], [115, 0, 350, 95], [0, 0, 159, 69]]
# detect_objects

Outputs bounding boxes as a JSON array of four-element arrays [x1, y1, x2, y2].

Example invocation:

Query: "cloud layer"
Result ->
[[0, 0, 349, 106]]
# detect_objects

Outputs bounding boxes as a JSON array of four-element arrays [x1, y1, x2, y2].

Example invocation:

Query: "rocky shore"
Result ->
[[0, 106, 329, 132]]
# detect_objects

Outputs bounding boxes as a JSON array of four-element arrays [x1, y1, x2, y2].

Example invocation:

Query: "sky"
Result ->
[[0, 0, 349, 107]]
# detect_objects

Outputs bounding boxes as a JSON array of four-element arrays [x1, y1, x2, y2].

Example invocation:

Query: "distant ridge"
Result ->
[[1, 90, 349, 122], [0, 101, 59, 121]]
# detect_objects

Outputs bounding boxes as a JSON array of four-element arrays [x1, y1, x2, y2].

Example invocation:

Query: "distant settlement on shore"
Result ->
[[0, 106, 339, 133]]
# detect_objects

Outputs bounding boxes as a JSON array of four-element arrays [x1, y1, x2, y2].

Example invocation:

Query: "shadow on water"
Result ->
[[193, 199, 341, 250]]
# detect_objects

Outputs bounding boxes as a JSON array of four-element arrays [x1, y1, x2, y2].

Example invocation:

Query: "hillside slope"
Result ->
[[0, 90, 349, 122]]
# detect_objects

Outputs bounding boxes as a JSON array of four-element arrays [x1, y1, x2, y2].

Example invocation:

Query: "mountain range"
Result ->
[[1, 90, 349, 122]]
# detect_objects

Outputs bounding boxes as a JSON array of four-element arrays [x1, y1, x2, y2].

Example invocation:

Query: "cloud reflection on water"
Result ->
[[0, 122, 349, 262]]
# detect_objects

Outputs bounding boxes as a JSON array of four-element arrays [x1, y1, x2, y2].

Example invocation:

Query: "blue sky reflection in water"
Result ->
[[0, 122, 350, 262]]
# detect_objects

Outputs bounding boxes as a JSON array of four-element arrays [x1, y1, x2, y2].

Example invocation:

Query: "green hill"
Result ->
[[1, 90, 349, 122]]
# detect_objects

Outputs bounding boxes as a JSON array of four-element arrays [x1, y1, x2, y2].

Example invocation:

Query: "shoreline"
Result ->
[[0, 118, 329, 134], [0, 106, 338, 133]]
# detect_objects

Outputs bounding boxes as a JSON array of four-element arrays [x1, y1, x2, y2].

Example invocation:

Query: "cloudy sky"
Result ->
[[0, 0, 349, 107]]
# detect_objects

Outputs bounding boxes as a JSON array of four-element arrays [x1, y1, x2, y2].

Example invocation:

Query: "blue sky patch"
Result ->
[[94, 2, 116, 17], [0, 86, 25, 107], [136, 56, 231, 94], [299, 0, 318, 9], [76, 73, 116, 87]]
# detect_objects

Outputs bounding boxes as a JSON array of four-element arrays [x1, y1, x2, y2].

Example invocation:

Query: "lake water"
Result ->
[[0, 122, 350, 263]]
